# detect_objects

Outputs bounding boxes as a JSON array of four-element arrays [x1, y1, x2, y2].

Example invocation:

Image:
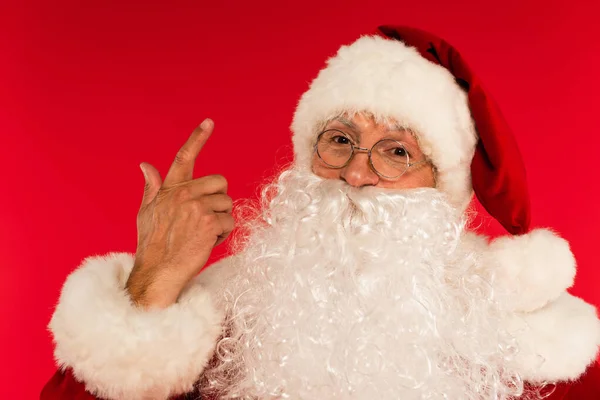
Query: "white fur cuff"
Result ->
[[49, 253, 224, 400]]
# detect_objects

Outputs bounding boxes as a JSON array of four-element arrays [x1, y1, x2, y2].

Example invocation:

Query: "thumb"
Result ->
[[140, 162, 162, 206]]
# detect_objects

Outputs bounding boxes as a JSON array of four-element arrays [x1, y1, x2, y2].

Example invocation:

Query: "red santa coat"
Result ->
[[40, 363, 600, 400]]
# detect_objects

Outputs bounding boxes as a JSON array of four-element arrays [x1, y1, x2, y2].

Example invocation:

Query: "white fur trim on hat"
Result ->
[[48, 253, 224, 400], [508, 292, 600, 382], [291, 35, 477, 210]]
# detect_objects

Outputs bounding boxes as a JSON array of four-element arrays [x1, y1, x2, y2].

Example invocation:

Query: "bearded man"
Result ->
[[41, 26, 600, 399]]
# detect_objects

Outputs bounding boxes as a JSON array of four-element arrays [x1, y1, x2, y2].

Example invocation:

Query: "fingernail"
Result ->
[[139, 163, 148, 181], [200, 118, 213, 130]]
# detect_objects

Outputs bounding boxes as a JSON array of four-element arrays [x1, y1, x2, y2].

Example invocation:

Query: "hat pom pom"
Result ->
[[488, 229, 576, 312]]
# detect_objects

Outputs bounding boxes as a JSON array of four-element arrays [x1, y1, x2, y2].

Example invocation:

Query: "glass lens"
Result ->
[[371, 139, 410, 178], [316, 130, 353, 167]]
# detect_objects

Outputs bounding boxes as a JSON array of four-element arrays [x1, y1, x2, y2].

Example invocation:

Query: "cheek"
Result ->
[[379, 165, 436, 189], [311, 153, 341, 179], [414, 165, 436, 188]]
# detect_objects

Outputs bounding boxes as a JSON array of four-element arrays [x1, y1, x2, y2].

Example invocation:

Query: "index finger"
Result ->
[[163, 118, 214, 186]]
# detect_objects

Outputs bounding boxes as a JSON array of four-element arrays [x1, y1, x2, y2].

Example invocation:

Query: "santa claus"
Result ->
[[42, 26, 600, 399]]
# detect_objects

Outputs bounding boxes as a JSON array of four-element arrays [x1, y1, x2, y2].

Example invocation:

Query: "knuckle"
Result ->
[[173, 149, 192, 165], [210, 174, 228, 189], [199, 211, 217, 223], [185, 200, 205, 214], [200, 214, 220, 233], [173, 186, 193, 202]]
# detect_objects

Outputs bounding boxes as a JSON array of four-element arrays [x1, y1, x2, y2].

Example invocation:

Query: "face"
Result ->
[[311, 113, 436, 189]]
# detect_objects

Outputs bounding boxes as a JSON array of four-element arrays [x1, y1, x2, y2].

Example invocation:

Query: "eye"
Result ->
[[379, 144, 409, 158], [392, 147, 407, 157], [332, 135, 350, 145], [373, 140, 411, 166]]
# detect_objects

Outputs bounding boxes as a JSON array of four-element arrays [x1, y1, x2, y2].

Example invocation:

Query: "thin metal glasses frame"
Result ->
[[314, 129, 428, 180]]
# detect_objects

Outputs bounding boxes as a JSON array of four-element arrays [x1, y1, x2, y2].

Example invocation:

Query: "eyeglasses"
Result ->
[[314, 129, 428, 180]]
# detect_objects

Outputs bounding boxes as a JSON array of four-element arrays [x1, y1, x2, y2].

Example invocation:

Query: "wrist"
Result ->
[[126, 267, 183, 309]]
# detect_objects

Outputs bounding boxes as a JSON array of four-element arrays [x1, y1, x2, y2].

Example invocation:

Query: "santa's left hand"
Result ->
[[469, 229, 600, 382], [506, 292, 600, 382], [473, 228, 577, 313]]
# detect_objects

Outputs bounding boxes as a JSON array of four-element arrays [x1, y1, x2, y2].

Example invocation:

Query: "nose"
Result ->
[[340, 152, 379, 187]]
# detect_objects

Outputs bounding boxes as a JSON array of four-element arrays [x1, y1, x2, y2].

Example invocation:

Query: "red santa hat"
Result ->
[[291, 25, 531, 235]]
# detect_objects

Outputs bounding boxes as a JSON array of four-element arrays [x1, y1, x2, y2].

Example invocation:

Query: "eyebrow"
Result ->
[[326, 116, 423, 155], [331, 116, 360, 133], [328, 116, 412, 138]]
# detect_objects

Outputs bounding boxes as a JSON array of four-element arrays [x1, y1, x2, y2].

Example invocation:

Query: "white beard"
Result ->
[[201, 168, 523, 400]]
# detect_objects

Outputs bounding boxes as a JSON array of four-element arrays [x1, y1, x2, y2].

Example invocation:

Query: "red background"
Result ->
[[1, 1, 599, 398]]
